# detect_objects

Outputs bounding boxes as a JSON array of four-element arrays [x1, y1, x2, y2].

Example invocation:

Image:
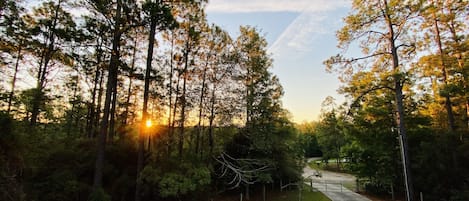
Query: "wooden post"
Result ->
[[391, 184, 395, 201], [280, 179, 283, 192], [298, 184, 302, 201], [246, 185, 250, 200], [262, 184, 266, 201], [356, 179, 359, 192]]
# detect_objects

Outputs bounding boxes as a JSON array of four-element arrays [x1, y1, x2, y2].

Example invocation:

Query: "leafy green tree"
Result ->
[[316, 110, 346, 169], [339, 73, 402, 194], [138, 161, 211, 200], [216, 26, 303, 197], [296, 122, 322, 157]]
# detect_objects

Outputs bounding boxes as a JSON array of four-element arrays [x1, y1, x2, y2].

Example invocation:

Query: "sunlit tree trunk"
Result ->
[[135, 13, 157, 201], [383, 1, 414, 199], [446, 8, 468, 140], [430, 1, 456, 131]]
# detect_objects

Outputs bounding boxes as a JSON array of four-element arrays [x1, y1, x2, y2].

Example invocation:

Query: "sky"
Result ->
[[205, 0, 351, 123]]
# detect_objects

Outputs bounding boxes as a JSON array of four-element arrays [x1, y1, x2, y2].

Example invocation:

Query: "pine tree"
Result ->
[[23, 0, 77, 126], [324, 0, 421, 200]]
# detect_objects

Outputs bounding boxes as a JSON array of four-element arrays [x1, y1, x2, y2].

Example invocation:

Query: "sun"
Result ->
[[145, 119, 152, 128]]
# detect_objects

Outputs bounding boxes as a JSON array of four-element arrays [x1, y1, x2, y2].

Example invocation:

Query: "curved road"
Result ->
[[303, 158, 371, 201]]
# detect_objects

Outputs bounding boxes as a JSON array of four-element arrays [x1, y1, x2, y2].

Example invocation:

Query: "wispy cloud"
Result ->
[[206, 0, 348, 13], [267, 2, 349, 58], [206, 0, 349, 56], [268, 12, 328, 55]]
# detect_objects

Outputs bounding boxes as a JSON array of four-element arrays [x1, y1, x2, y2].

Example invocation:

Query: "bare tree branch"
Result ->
[[214, 152, 272, 189]]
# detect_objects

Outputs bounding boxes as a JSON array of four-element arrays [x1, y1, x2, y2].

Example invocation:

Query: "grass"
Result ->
[[214, 187, 331, 201], [268, 189, 331, 201], [308, 159, 322, 170]]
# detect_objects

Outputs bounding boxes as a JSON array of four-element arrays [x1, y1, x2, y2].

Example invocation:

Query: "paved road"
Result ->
[[303, 158, 371, 201]]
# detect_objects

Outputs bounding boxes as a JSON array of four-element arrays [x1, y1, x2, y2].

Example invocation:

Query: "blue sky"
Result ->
[[206, 0, 351, 123]]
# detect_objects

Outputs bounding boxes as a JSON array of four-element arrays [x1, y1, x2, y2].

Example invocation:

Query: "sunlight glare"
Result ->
[[145, 119, 152, 128]]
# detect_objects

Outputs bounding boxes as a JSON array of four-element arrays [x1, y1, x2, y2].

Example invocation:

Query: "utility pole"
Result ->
[[394, 116, 414, 201]]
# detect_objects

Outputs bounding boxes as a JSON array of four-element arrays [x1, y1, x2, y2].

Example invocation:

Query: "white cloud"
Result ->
[[206, 0, 349, 13], [267, 2, 349, 58], [269, 12, 328, 55]]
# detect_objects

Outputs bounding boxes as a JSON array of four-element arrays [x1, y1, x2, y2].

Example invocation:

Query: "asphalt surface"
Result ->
[[303, 158, 371, 201]]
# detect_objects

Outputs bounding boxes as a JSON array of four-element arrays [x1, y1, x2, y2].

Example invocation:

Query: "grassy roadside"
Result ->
[[214, 188, 331, 201], [268, 189, 331, 201]]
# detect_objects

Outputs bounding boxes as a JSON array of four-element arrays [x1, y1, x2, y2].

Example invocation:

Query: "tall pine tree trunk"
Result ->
[[93, 0, 121, 190], [123, 36, 137, 125], [196, 57, 209, 154], [384, 1, 414, 200], [87, 43, 102, 138], [167, 32, 175, 156], [95, 67, 105, 137], [170, 74, 181, 156], [432, 5, 456, 131], [178, 41, 190, 158], [447, 12, 467, 140], [135, 17, 157, 201], [31, 0, 62, 126], [7, 46, 21, 114], [208, 86, 216, 155], [67, 79, 78, 136], [109, 84, 118, 141]]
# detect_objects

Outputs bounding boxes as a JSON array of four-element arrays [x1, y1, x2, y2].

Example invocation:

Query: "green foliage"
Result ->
[[316, 110, 346, 162], [139, 161, 211, 199], [142, 0, 177, 30], [297, 122, 322, 157], [25, 139, 95, 201], [216, 26, 303, 190], [0, 112, 25, 201], [410, 131, 469, 200]]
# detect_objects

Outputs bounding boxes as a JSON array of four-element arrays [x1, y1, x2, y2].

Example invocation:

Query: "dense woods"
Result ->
[[0, 0, 468, 201], [1, 0, 302, 200]]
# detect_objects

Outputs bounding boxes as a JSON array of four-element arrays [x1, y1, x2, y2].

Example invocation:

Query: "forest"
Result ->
[[0, 0, 468, 201]]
